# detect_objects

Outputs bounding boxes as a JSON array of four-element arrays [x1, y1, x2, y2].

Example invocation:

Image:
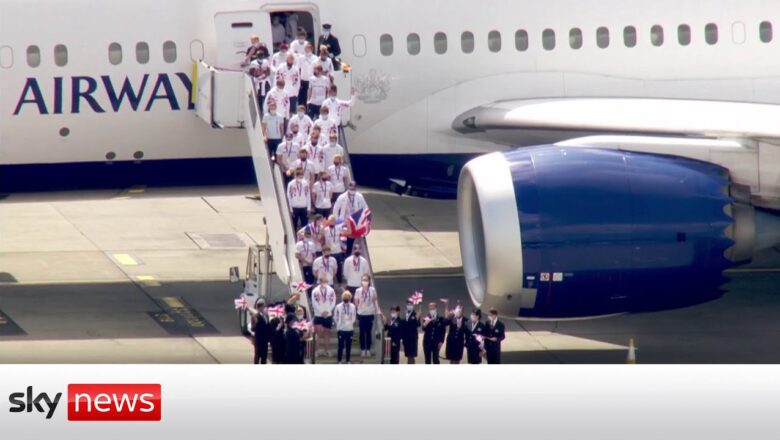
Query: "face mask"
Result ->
[[470, 315, 478, 323], [454, 309, 462, 318], [354, 252, 360, 257], [329, 95, 337, 100], [323, 31, 330, 37], [348, 190, 356, 196], [305, 50, 312, 55], [391, 312, 398, 319], [297, 111, 304, 118], [329, 139, 336, 145], [490, 316, 497, 323], [320, 114, 328, 120], [361, 281, 369, 288], [406, 305, 414, 312], [296, 175, 304, 181], [429, 310, 437, 318], [298, 38, 305, 43]]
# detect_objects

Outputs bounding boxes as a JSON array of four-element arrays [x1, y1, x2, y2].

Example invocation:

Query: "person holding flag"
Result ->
[[333, 181, 368, 255], [444, 304, 467, 364], [250, 299, 271, 364], [464, 308, 486, 364], [269, 307, 287, 364], [285, 312, 306, 364], [311, 274, 336, 357], [402, 297, 421, 364], [421, 302, 447, 364]]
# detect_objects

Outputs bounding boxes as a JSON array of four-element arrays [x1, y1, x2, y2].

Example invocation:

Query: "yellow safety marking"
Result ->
[[161, 296, 186, 309], [113, 254, 138, 266], [136, 275, 161, 287]]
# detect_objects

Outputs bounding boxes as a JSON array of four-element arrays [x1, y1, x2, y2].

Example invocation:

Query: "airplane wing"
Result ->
[[452, 98, 780, 145]]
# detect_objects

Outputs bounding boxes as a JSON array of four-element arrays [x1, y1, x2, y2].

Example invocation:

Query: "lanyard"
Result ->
[[334, 165, 341, 181], [348, 193, 355, 209], [296, 182, 301, 195], [353, 257, 360, 272], [323, 257, 329, 271]]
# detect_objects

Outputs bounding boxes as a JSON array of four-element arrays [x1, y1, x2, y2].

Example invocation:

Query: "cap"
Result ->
[[280, 42, 289, 49], [323, 23, 332, 30]]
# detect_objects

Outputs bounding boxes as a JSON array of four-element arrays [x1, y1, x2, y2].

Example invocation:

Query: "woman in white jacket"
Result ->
[[354, 274, 381, 358]]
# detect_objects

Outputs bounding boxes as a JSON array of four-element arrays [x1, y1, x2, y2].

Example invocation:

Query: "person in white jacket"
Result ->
[[311, 274, 336, 357], [287, 169, 311, 231], [343, 245, 370, 294], [333, 291, 357, 364], [354, 274, 381, 358]]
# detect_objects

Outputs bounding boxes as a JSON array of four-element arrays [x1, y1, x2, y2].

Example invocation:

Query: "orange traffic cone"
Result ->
[[627, 338, 637, 364]]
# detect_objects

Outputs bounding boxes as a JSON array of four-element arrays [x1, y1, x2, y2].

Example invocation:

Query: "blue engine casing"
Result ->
[[458, 146, 736, 319]]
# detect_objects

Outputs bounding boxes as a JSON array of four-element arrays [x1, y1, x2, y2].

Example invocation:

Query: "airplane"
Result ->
[[1, 0, 779, 320]]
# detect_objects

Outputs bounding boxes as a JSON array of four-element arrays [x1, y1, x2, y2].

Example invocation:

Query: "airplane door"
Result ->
[[214, 11, 271, 70]]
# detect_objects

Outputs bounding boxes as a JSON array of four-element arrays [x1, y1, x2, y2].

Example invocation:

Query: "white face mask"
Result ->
[[361, 281, 369, 288], [297, 111, 304, 118], [298, 38, 305, 43], [305, 50, 312, 55], [406, 305, 414, 312], [391, 312, 398, 319], [329, 139, 336, 145], [320, 114, 328, 120], [490, 316, 497, 323], [470, 315, 478, 323], [296, 313, 304, 320], [429, 310, 437, 318], [454, 309, 462, 318], [348, 190, 356, 195], [323, 31, 330, 37]]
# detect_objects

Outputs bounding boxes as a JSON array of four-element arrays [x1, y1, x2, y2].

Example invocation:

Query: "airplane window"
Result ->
[[597, 27, 610, 48], [461, 31, 474, 53], [651, 25, 664, 46], [407, 33, 420, 55], [163, 41, 177, 63], [705, 23, 719, 45], [136, 42, 150, 64], [760, 21, 773, 43], [380, 34, 393, 56], [26, 45, 40, 68], [678, 24, 691, 46], [54, 44, 68, 67], [434, 32, 447, 54], [624, 26, 637, 47], [515, 29, 529, 51], [488, 30, 501, 52], [542, 28, 556, 50], [108, 42, 122, 65], [569, 28, 583, 49]]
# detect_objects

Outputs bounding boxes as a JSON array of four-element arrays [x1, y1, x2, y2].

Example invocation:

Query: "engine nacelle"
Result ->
[[458, 146, 757, 320]]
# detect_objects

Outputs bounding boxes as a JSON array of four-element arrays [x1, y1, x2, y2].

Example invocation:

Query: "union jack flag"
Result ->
[[473, 333, 486, 351], [293, 319, 311, 331], [291, 281, 312, 292], [234, 296, 248, 310], [408, 291, 423, 305], [267, 304, 286, 317], [343, 208, 372, 239]]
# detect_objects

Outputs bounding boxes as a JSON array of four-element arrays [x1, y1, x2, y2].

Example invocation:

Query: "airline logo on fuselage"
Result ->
[[12, 73, 194, 115]]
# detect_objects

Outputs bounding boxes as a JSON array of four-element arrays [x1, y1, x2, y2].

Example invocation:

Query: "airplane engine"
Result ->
[[457, 146, 778, 320]]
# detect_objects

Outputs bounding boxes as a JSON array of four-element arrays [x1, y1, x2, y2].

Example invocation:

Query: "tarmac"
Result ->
[[0, 185, 779, 363]]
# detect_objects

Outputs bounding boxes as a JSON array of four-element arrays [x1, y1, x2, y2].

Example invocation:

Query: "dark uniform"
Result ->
[[445, 316, 467, 362], [285, 317, 305, 364], [251, 312, 271, 364], [464, 319, 486, 364], [402, 309, 420, 359], [270, 315, 287, 364], [317, 28, 342, 70], [484, 318, 506, 364], [384, 316, 403, 364], [422, 314, 447, 364]]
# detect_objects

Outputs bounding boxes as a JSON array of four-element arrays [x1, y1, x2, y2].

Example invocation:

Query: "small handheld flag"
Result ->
[[234, 296, 248, 310], [408, 291, 424, 305]]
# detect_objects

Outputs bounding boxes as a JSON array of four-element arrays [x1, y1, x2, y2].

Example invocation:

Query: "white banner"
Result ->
[[0, 365, 779, 439]]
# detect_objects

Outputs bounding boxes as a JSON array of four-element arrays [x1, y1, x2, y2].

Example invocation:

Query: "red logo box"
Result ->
[[67, 384, 161, 421]]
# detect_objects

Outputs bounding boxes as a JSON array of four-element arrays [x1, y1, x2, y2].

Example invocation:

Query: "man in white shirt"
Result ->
[[312, 246, 338, 286], [311, 274, 336, 357], [343, 245, 370, 295], [333, 181, 368, 255], [333, 291, 357, 364], [264, 78, 290, 122], [312, 172, 333, 218], [309, 132, 328, 174], [295, 228, 316, 286], [275, 53, 301, 114], [313, 106, 338, 140], [321, 85, 355, 127], [307, 64, 330, 119], [271, 41, 289, 67], [328, 154, 351, 204], [287, 169, 311, 231], [313, 46, 335, 80], [276, 133, 299, 182], [297, 43, 317, 106], [324, 215, 346, 284], [289, 29, 307, 55], [355, 274, 381, 357], [288, 104, 313, 137], [288, 148, 317, 185], [262, 101, 284, 158], [270, 16, 286, 50], [321, 132, 345, 173]]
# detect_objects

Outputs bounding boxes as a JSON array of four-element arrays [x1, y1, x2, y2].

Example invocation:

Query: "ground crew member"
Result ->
[[445, 306, 467, 364], [287, 169, 311, 231], [312, 246, 338, 286], [464, 309, 485, 364], [355, 274, 381, 357], [324, 215, 345, 284], [421, 302, 446, 364], [294, 227, 315, 286], [328, 154, 351, 203], [311, 274, 336, 357], [317, 23, 342, 71], [402, 300, 420, 363], [262, 101, 284, 158], [343, 245, 370, 294], [334, 291, 356, 364], [297, 43, 317, 106], [270, 309, 287, 364], [307, 64, 330, 118], [484, 309, 506, 364], [285, 313, 305, 364], [383, 305, 403, 364], [251, 300, 271, 364], [312, 172, 333, 218]]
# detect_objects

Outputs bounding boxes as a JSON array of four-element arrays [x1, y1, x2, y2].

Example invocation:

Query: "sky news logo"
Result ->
[[8, 384, 161, 421]]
